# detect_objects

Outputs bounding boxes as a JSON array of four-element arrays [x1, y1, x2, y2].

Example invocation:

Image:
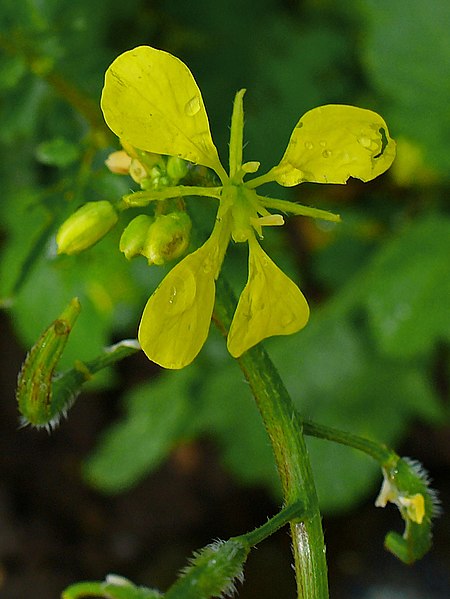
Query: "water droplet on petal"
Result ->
[[281, 313, 295, 328], [202, 260, 212, 274], [168, 286, 177, 304], [304, 141, 314, 150], [319, 140, 327, 148], [165, 269, 197, 315], [322, 149, 332, 158], [185, 96, 201, 117]]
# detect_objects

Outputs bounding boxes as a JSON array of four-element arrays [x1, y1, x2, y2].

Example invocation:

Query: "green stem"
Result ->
[[237, 500, 305, 547], [123, 185, 222, 207], [213, 276, 328, 599], [61, 581, 105, 599], [302, 421, 393, 464], [245, 169, 278, 189]]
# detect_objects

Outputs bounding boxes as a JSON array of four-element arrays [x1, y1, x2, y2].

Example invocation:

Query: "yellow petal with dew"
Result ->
[[101, 46, 226, 181], [227, 238, 309, 357], [272, 104, 396, 186], [138, 228, 228, 369]]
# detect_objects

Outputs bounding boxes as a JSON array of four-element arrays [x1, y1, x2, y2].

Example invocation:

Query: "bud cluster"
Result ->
[[120, 211, 192, 265], [56, 149, 192, 266]]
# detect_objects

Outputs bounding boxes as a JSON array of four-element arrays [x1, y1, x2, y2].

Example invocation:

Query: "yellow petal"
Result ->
[[272, 104, 396, 186], [101, 46, 226, 179], [227, 240, 309, 357], [399, 493, 426, 525], [138, 235, 225, 369]]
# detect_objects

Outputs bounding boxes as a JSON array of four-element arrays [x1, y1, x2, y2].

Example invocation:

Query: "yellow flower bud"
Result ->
[[56, 201, 118, 255], [119, 214, 153, 259], [105, 150, 132, 174], [141, 212, 192, 265]]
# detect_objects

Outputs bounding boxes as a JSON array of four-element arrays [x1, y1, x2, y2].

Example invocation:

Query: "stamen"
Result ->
[[251, 214, 285, 227]]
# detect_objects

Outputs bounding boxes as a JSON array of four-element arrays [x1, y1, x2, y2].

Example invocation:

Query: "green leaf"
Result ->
[[35, 137, 81, 167], [83, 369, 194, 492], [0, 54, 26, 90], [364, 214, 450, 357], [197, 357, 281, 496], [360, 0, 450, 176]]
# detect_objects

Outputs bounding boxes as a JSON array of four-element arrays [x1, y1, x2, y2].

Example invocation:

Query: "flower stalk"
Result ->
[[213, 276, 328, 599]]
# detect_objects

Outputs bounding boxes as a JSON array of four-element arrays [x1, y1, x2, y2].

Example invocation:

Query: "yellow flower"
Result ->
[[101, 46, 396, 369]]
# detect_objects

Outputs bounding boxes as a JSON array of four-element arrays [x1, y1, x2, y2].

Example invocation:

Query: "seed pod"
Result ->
[[142, 212, 192, 265], [164, 538, 249, 599], [119, 214, 154, 259], [16, 298, 81, 429], [56, 201, 118, 255]]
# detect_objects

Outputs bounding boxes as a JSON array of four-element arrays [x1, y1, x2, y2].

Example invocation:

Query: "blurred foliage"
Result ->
[[1, 0, 448, 514]]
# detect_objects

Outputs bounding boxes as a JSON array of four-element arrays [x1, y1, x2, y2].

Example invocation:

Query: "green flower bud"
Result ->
[[119, 214, 154, 260], [166, 156, 189, 182], [142, 212, 192, 265], [56, 201, 118, 255]]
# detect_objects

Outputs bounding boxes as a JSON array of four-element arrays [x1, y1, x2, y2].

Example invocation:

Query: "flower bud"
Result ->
[[140, 165, 170, 191], [142, 212, 192, 265], [119, 214, 154, 260], [56, 201, 118, 255], [166, 156, 189, 182], [129, 158, 148, 184], [105, 150, 132, 174]]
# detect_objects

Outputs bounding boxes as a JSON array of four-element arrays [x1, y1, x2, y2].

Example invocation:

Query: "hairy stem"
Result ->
[[213, 276, 328, 599], [302, 421, 393, 464]]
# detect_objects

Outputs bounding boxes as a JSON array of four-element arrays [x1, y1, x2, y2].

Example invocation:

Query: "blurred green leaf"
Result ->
[[0, 54, 26, 89], [84, 368, 195, 493], [359, 0, 450, 177], [35, 137, 81, 167], [196, 358, 281, 496], [363, 214, 450, 357]]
